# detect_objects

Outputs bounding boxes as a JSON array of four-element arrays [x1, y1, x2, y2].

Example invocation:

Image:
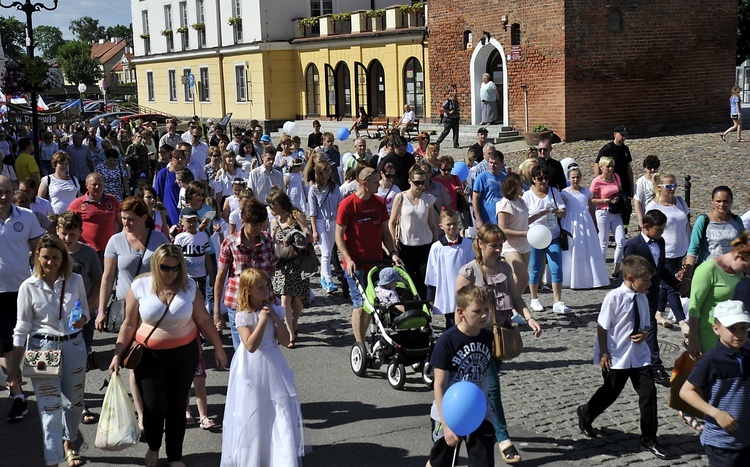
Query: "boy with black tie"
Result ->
[[577, 255, 668, 459], [622, 209, 681, 387]]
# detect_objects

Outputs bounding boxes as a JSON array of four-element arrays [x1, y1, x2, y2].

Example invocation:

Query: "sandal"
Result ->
[[680, 411, 704, 432], [185, 411, 196, 425], [287, 340, 295, 349], [65, 449, 84, 467], [81, 406, 96, 424], [500, 444, 522, 464], [655, 311, 673, 328], [199, 416, 216, 430], [720, 133, 726, 142]]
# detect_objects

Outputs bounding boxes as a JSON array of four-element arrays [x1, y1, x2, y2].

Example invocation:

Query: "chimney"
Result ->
[[98, 38, 105, 44]]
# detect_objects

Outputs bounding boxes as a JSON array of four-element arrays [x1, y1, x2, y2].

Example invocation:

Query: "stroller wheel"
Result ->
[[350, 343, 369, 377], [386, 362, 406, 390], [422, 361, 434, 388]]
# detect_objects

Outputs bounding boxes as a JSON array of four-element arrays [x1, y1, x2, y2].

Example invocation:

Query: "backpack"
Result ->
[[44, 174, 79, 200]]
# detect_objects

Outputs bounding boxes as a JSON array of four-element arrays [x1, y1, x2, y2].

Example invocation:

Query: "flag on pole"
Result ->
[[37, 95, 49, 111]]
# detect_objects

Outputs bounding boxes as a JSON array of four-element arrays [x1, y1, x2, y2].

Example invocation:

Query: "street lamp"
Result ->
[[78, 83, 87, 101], [0, 0, 59, 160]]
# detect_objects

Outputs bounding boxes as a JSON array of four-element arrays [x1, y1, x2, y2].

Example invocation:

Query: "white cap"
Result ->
[[713, 300, 750, 327]]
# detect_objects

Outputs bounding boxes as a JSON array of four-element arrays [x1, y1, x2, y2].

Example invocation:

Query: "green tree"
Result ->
[[107, 24, 132, 42], [740, 0, 750, 64], [34, 25, 65, 60], [56, 41, 102, 85], [69, 16, 106, 43], [0, 16, 26, 61]]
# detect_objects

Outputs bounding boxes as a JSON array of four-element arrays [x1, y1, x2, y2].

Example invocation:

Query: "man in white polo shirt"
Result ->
[[0, 174, 45, 422]]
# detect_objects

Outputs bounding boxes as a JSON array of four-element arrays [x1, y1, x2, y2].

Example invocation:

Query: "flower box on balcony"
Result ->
[[191, 22, 205, 31], [228, 16, 242, 26], [160, 29, 173, 37]]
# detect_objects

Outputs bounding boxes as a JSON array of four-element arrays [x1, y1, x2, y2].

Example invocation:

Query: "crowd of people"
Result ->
[[0, 111, 749, 467]]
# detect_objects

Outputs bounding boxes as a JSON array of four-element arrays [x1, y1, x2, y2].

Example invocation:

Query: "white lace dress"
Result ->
[[561, 187, 610, 289], [220, 307, 305, 467]]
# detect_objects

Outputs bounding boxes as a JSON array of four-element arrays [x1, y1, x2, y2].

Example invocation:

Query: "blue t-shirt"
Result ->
[[730, 96, 740, 117], [687, 341, 750, 449], [429, 326, 493, 423], [472, 171, 505, 224], [154, 168, 180, 226]]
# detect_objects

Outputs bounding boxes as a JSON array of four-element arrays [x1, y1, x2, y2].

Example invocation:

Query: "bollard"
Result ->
[[684, 175, 692, 215]]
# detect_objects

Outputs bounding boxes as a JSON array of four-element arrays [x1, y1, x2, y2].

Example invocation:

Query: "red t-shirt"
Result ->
[[336, 194, 389, 270], [69, 194, 120, 252]]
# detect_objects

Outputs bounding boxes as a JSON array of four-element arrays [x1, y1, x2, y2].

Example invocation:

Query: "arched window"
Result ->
[[324, 64, 335, 117], [305, 63, 320, 117], [403, 57, 424, 118]]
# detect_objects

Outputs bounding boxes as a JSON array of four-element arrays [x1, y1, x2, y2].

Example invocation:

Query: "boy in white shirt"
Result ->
[[174, 207, 214, 299], [577, 255, 668, 459], [425, 209, 474, 328]]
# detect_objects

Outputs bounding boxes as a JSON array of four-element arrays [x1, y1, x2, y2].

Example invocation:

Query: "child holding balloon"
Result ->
[[428, 285, 496, 467]]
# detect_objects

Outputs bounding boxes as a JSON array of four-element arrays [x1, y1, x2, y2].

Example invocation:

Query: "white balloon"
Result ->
[[560, 157, 577, 176], [527, 224, 552, 250], [282, 121, 294, 134], [287, 121, 298, 135]]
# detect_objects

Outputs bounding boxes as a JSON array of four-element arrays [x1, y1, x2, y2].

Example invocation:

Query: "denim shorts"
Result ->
[[344, 269, 368, 309]]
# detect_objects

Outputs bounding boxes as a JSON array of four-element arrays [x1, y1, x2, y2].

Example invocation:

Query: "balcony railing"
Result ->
[[293, 3, 426, 39]]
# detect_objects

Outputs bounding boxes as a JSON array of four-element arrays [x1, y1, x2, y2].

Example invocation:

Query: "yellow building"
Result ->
[[130, 1, 430, 128]]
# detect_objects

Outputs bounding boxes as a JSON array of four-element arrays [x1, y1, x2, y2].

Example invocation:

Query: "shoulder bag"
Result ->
[[121, 294, 173, 370], [23, 280, 66, 378], [551, 188, 571, 250], [274, 222, 299, 260], [107, 229, 152, 333], [481, 268, 523, 360]]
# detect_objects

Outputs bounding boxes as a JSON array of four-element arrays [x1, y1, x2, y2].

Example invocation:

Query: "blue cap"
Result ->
[[260, 134, 272, 143], [378, 267, 401, 286], [139, 172, 148, 178]]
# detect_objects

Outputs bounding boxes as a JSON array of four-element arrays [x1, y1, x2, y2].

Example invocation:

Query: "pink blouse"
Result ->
[[590, 173, 622, 210]]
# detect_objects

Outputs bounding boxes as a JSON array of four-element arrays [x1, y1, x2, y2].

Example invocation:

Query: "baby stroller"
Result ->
[[349, 265, 434, 390]]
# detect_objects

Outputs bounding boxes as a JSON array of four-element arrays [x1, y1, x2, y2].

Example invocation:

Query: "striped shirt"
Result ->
[[688, 341, 750, 449]]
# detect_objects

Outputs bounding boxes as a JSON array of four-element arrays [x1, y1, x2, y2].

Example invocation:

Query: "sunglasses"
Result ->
[[193, 192, 206, 197], [159, 264, 180, 273], [535, 176, 548, 181], [658, 183, 678, 190], [383, 173, 393, 179], [411, 180, 426, 186]]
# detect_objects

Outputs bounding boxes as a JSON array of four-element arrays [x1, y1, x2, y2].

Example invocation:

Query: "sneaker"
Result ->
[[7, 397, 27, 423], [511, 311, 528, 325], [529, 299, 544, 312], [326, 279, 339, 293], [552, 301, 571, 314]]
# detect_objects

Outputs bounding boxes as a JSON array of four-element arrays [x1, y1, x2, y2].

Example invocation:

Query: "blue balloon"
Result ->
[[337, 127, 350, 141], [441, 381, 485, 436], [451, 161, 470, 182], [406, 142, 414, 153]]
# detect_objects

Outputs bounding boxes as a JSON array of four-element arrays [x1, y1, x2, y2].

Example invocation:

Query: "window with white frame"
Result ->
[[146, 71, 154, 101], [231, 0, 242, 43], [168, 70, 177, 101], [179, 1, 189, 49], [164, 5, 174, 51], [199, 67, 210, 102], [235, 65, 247, 102], [310, 0, 333, 16], [183, 68, 192, 102], [142, 10, 149, 33], [196, 0, 206, 47]]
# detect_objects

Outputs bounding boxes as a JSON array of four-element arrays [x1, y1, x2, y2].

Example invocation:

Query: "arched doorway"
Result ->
[[403, 57, 424, 118], [334, 62, 351, 119], [469, 38, 508, 126], [305, 63, 320, 117], [354, 62, 368, 118], [368, 60, 386, 117]]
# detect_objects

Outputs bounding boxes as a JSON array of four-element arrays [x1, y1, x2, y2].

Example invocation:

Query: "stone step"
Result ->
[[495, 135, 525, 144]]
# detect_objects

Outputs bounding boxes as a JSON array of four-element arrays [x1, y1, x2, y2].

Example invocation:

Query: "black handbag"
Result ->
[[551, 188, 571, 250], [107, 229, 151, 333], [608, 191, 628, 215]]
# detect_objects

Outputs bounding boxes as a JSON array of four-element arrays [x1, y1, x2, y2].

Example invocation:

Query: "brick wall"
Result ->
[[427, 0, 738, 141]]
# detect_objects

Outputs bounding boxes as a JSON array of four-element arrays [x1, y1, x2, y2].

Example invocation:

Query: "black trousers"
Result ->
[[135, 340, 200, 461], [436, 118, 460, 148], [580, 366, 657, 445], [398, 242, 432, 299]]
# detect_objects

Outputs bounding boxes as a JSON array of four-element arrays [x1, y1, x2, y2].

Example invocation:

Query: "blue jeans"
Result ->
[[205, 254, 217, 311], [529, 237, 563, 285], [487, 357, 509, 443], [227, 307, 240, 351], [344, 269, 368, 309], [29, 334, 87, 465]]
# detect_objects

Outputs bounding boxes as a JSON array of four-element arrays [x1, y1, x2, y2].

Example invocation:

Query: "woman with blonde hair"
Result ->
[[518, 158, 538, 191], [9, 235, 89, 466], [455, 224, 541, 462], [720, 85, 742, 142], [109, 244, 227, 467], [215, 150, 246, 203], [590, 156, 626, 277]]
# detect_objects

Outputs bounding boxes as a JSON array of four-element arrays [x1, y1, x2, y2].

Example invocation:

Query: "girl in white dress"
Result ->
[[221, 268, 304, 467], [285, 159, 307, 211], [560, 167, 610, 289]]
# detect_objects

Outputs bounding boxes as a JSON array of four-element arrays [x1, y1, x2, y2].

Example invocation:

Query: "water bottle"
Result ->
[[69, 300, 83, 333], [545, 198, 556, 230]]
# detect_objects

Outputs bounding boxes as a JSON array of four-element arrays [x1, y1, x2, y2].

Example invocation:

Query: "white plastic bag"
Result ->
[[95, 374, 140, 451]]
